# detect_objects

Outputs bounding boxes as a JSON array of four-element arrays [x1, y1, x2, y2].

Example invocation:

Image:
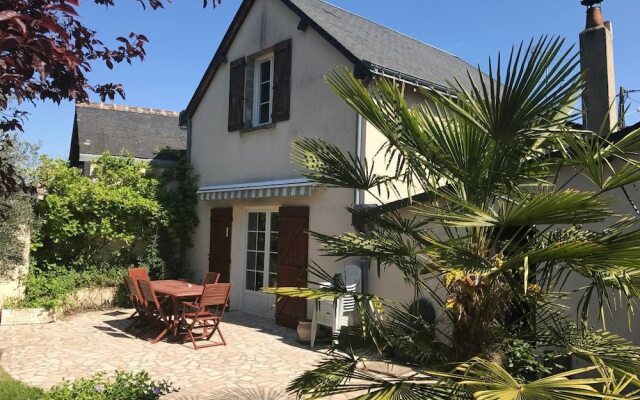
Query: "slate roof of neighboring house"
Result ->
[[69, 103, 186, 164], [184, 0, 488, 118]]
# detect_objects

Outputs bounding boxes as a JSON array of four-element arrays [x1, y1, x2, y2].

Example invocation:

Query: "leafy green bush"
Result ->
[[140, 234, 166, 280], [19, 264, 127, 309], [500, 338, 551, 381], [48, 370, 176, 399], [157, 154, 199, 278], [32, 154, 166, 269], [0, 135, 38, 279], [31, 153, 198, 280]]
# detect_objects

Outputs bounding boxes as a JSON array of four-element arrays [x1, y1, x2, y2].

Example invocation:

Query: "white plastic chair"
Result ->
[[310, 264, 361, 347]]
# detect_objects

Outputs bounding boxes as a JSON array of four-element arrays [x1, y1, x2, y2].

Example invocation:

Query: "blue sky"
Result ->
[[19, 0, 640, 158]]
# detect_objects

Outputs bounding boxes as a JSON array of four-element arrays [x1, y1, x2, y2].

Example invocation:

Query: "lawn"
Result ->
[[0, 366, 47, 399]]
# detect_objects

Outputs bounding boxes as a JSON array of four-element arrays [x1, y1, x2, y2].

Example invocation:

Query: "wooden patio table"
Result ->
[[151, 280, 203, 336]]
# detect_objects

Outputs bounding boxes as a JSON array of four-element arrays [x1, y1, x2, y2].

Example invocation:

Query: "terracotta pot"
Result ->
[[586, 6, 604, 28], [297, 320, 312, 342]]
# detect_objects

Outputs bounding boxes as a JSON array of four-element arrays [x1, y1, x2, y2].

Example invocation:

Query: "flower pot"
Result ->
[[297, 320, 312, 342]]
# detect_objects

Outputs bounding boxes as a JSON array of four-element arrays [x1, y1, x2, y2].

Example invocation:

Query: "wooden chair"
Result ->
[[128, 267, 149, 283], [203, 272, 221, 285], [123, 276, 147, 333], [138, 280, 173, 344], [179, 283, 231, 350]]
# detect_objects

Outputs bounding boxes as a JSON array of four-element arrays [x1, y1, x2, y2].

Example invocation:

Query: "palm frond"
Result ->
[[452, 358, 622, 400], [550, 323, 640, 377], [292, 137, 395, 192], [496, 190, 612, 226]]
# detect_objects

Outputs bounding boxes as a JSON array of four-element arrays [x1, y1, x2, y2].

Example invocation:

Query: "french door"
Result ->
[[242, 210, 278, 318]]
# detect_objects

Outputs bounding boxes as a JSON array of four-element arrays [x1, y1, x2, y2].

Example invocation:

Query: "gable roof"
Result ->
[[69, 103, 186, 164], [286, 0, 483, 91], [183, 0, 487, 118]]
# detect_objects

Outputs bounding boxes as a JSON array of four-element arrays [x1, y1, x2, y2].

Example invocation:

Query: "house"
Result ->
[[68, 102, 186, 175], [181, 0, 489, 328]]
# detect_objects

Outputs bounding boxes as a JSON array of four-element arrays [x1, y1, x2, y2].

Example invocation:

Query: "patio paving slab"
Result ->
[[0, 309, 351, 399]]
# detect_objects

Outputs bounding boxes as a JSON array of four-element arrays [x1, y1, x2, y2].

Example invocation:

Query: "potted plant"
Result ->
[[297, 319, 312, 342]]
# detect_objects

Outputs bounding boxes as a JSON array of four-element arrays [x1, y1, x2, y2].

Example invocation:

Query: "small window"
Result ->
[[253, 55, 273, 126]]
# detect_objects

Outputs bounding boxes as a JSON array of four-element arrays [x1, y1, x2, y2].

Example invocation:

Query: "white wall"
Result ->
[[360, 86, 435, 205], [188, 187, 357, 319], [187, 0, 364, 319], [555, 163, 640, 343], [189, 0, 358, 188]]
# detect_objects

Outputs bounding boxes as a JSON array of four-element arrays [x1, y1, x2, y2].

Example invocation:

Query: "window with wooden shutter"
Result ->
[[275, 206, 308, 328], [228, 57, 246, 131], [272, 39, 292, 123]]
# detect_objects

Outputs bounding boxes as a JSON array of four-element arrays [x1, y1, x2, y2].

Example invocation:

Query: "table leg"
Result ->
[[311, 301, 319, 348], [172, 296, 179, 337]]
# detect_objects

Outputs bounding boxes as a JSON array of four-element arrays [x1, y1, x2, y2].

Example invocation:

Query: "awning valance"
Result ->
[[197, 178, 316, 201]]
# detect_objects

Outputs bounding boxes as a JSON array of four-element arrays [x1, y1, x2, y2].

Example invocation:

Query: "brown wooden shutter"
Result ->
[[275, 206, 308, 328], [228, 57, 246, 131], [209, 208, 233, 284], [272, 39, 292, 123]]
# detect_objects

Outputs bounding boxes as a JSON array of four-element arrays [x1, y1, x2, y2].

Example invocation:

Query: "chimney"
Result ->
[[579, 1, 618, 133]]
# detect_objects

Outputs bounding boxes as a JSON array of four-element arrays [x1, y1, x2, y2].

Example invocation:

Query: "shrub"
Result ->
[[157, 154, 199, 278], [140, 234, 166, 280], [0, 134, 38, 279], [32, 154, 166, 269], [31, 153, 199, 280], [19, 264, 127, 310], [48, 370, 176, 399], [499, 338, 551, 381]]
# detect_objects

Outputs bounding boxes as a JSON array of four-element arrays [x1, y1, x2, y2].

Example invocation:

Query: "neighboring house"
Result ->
[[69, 102, 186, 175], [181, 0, 488, 328]]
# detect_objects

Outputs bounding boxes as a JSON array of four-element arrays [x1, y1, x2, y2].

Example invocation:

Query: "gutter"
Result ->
[[362, 60, 458, 96]]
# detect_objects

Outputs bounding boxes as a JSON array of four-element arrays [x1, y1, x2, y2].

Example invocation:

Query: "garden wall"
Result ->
[[0, 228, 30, 307], [65, 286, 119, 311]]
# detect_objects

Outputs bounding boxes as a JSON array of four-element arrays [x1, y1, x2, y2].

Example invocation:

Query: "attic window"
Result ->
[[227, 39, 292, 132], [251, 54, 274, 126]]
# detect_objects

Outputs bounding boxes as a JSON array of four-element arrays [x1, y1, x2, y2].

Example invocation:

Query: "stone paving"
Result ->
[[0, 309, 345, 399]]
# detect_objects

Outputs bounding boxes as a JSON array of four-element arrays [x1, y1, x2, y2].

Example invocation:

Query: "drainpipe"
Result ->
[[355, 113, 363, 205], [353, 113, 370, 293]]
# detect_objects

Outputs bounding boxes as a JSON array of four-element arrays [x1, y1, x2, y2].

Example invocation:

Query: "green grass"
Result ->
[[0, 366, 47, 399]]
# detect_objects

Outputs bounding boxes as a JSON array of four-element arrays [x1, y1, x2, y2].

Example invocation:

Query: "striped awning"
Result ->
[[197, 178, 316, 201]]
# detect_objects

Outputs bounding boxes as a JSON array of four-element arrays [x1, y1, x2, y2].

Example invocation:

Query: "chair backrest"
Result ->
[[137, 280, 160, 310], [128, 267, 149, 283], [124, 276, 140, 301], [199, 283, 231, 311], [203, 272, 220, 285], [339, 264, 362, 292]]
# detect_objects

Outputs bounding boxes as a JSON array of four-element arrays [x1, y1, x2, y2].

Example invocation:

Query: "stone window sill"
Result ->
[[240, 122, 276, 134]]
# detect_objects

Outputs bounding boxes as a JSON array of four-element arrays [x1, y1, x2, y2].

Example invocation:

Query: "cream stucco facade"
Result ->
[[187, 0, 364, 320], [185, 0, 639, 347]]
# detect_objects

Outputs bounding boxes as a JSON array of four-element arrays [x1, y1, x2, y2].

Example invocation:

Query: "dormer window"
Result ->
[[227, 39, 292, 132], [253, 55, 274, 126]]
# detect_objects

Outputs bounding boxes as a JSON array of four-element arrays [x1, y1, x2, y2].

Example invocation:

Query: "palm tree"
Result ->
[[265, 36, 640, 399]]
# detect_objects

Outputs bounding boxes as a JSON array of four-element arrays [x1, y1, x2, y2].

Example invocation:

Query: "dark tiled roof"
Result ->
[[71, 103, 186, 161], [184, 0, 488, 117], [287, 0, 485, 91]]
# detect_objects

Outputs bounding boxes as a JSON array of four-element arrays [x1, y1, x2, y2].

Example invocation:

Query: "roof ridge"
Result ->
[[76, 102, 180, 117], [313, 0, 463, 62]]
